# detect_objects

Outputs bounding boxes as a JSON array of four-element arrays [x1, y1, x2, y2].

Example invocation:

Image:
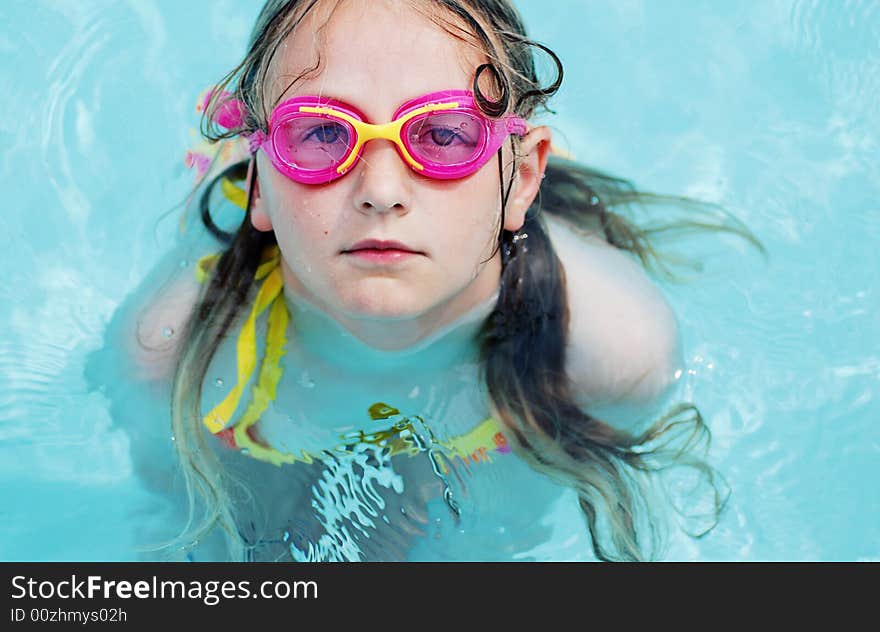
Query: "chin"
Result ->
[[339, 285, 433, 320], [340, 288, 412, 318]]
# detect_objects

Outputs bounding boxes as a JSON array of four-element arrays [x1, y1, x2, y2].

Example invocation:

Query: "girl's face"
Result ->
[[251, 0, 549, 346]]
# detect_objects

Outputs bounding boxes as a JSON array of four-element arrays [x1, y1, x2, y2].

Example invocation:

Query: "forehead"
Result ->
[[266, 0, 488, 118]]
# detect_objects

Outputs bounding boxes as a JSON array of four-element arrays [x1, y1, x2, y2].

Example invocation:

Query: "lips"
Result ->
[[343, 239, 422, 254]]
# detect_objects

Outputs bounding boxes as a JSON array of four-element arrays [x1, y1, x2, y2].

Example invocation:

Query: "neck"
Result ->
[[280, 263, 500, 375]]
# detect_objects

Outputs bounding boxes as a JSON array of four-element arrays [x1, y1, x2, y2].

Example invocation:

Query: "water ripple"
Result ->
[[41, 14, 111, 229]]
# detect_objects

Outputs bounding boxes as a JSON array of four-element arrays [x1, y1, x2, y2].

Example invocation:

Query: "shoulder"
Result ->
[[122, 246, 210, 383], [544, 214, 683, 428]]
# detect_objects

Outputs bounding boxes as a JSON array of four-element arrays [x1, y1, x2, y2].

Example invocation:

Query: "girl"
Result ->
[[112, 0, 761, 561]]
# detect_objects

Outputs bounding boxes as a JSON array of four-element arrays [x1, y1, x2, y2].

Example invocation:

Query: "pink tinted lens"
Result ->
[[403, 111, 484, 166], [273, 116, 354, 171]]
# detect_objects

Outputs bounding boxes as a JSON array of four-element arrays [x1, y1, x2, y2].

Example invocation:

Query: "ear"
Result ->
[[249, 155, 273, 232], [503, 125, 552, 232]]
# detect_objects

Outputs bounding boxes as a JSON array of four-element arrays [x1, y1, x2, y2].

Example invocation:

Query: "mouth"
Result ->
[[341, 239, 424, 265], [342, 239, 423, 254]]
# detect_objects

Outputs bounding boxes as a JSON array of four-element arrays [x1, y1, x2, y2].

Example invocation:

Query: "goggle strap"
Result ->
[[506, 116, 528, 136], [246, 130, 267, 154]]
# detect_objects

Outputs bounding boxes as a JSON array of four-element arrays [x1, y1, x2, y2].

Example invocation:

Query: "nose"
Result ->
[[351, 138, 412, 215]]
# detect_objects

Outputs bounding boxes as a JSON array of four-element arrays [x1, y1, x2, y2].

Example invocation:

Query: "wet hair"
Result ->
[[168, 0, 765, 561]]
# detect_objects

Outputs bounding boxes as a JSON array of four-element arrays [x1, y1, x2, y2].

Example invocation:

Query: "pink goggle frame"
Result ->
[[205, 89, 529, 184]]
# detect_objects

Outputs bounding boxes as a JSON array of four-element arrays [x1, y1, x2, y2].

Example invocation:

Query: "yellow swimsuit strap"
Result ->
[[221, 177, 248, 210], [195, 247, 511, 468], [200, 245, 286, 434]]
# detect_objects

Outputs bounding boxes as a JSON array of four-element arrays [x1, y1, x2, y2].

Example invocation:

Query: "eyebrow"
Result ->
[[274, 82, 355, 109]]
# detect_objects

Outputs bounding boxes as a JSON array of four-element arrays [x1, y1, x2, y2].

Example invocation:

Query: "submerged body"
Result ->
[[202, 284, 591, 561], [95, 208, 681, 561]]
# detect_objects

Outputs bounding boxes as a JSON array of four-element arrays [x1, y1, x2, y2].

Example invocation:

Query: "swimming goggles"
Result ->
[[207, 89, 529, 184]]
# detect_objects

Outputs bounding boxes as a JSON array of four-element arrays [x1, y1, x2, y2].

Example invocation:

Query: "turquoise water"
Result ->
[[1, 0, 877, 560]]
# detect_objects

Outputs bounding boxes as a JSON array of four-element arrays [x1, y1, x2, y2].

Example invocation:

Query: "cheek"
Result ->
[[460, 175, 503, 248], [428, 177, 502, 264], [265, 180, 338, 245]]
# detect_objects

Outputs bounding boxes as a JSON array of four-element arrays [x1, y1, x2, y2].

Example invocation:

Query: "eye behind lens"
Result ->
[[274, 115, 355, 170], [403, 111, 485, 166]]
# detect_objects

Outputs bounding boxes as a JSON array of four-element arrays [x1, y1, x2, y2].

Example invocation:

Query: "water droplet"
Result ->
[[382, 515, 390, 524], [590, 195, 599, 205], [215, 378, 224, 387], [674, 369, 683, 379], [162, 326, 174, 339], [283, 531, 290, 542], [170, 435, 176, 442], [408, 386, 419, 398], [299, 371, 315, 389], [400, 507, 407, 515], [241, 448, 250, 455], [497, 526, 506, 535]]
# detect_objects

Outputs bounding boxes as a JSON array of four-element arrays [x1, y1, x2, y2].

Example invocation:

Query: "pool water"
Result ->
[[1, 0, 877, 561]]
